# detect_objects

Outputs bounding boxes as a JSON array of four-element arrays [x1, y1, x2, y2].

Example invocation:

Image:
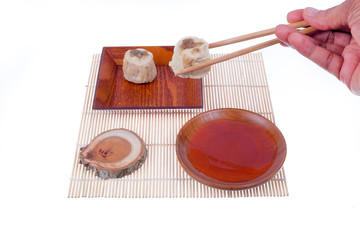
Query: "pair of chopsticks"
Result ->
[[175, 20, 316, 76]]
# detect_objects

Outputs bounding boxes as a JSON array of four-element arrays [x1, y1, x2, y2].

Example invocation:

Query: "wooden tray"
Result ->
[[93, 46, 203, 109]]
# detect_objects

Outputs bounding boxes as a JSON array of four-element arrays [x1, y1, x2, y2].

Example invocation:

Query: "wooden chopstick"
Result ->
[[175, 26, 317, 76], [209, 20, 309, 48]]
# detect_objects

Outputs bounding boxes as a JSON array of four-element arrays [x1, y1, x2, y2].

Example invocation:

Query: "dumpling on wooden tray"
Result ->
[[123, 48, 157, 84]]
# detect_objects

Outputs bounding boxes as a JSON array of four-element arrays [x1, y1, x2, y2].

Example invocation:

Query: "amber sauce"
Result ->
[[186, 119, 278, 183]]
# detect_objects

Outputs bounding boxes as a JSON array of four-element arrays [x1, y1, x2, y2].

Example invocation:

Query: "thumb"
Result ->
[[303, 1, 352, 31]]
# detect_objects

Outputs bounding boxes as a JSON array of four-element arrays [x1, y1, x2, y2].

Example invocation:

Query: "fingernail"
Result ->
[[282, 40, 292, 48], [304, 7, 319, 16], [350, 80, 360, 96]]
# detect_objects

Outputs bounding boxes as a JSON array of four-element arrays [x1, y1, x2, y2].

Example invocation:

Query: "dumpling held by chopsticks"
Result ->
[[169, 36, 211, 79]]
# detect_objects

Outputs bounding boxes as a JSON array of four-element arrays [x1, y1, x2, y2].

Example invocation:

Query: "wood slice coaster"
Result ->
[[79, 129, 147, 179]]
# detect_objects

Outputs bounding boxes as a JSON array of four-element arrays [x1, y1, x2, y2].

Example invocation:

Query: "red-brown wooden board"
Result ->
[[93, 46, 203, 109]]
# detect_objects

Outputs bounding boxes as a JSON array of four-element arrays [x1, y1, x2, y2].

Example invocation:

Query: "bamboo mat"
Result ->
[[68, 52, 289, 198]]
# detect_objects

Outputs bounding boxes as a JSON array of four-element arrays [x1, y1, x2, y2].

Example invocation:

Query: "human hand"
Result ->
[[275, 0, 360, 95]]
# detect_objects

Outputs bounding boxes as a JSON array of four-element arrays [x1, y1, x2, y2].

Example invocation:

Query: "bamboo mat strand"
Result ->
[[68, 53, 288, 198]]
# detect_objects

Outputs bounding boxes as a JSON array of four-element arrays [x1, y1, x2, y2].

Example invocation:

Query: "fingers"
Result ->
[[286, 9, 304, 23], [276, 24, 352, 49], [311, 31, 351, 48], [290, 32, 343, 79], [275, 24, 293, 46], [278, 0, 360, 95], [276, 25, 343, 78], [308, 31, 351, 56], [303, 1, 360, 46], [277, 9, 306, 46]]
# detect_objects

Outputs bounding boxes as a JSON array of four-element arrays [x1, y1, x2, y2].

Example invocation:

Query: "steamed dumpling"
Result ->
[[123, 49, 157, 84], [169, 36, 211, 79]]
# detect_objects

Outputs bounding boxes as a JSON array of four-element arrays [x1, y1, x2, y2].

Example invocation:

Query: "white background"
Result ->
[[1, 0, 359, 239]]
